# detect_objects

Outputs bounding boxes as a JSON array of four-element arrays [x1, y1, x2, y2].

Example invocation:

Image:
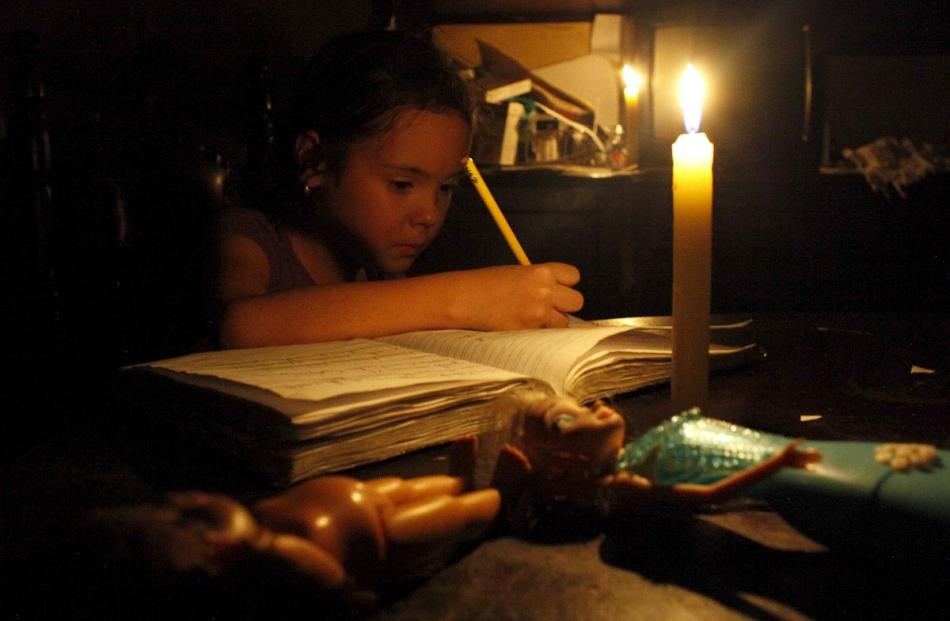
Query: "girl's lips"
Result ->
[[393, 243, 424, 255]]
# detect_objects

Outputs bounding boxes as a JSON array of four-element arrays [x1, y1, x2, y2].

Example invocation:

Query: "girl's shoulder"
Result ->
[[216, 203, 280, 241], [215, 203, 298, 267], [215, 203, 317, 292]]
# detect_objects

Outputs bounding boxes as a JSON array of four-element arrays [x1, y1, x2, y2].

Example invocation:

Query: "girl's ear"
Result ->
[[295, 130, 324, 189]]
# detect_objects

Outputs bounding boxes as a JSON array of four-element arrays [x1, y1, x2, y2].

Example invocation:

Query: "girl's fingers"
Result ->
[[544, 309, 571, 328], [553, 286, 584, 313], [546, 262, 581, 286]]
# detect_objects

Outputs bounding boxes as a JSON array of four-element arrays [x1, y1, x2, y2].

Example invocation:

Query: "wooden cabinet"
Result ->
[[413, 166, 673, 319]]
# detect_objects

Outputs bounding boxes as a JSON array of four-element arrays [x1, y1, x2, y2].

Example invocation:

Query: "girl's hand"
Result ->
[[453, 263, 584, 330]]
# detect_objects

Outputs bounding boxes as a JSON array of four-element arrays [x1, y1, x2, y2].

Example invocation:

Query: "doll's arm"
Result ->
[[666, 439, 820, 505], [490, 444, 533, 506], [607, 440, 821, 511], [449, 434, 479, 489]]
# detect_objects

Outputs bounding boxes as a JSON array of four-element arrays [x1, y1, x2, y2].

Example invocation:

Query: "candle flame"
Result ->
[[679, 64, 704, 133], [622, 64, 642, 98]]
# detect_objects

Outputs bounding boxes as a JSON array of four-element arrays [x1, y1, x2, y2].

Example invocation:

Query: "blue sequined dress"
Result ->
[[617, 408, 791, 486], [615, 409, 950, 555]]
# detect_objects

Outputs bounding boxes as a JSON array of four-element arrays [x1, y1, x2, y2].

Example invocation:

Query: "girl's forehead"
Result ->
[[390, 109, 470, 143], [356, 108, 470, 171], [389, 105, 469, 128]]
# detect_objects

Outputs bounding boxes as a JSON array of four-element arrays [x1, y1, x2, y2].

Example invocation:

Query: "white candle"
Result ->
[[671, 64, 713, 415]]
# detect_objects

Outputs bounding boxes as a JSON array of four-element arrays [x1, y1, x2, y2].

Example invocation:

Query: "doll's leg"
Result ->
[[360, 475, 499, 579], [363, 475, 466, 505], [380, 488, 500, 586], [382, 488, 500, 543], [363, 470, 501, 542]]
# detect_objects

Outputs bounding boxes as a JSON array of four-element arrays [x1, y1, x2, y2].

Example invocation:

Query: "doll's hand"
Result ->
[[455, 263, 584, 330], [782, 439, 822, 469]]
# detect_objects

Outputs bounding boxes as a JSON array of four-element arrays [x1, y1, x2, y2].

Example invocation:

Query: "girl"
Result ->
[[212, 30, 583, 348]]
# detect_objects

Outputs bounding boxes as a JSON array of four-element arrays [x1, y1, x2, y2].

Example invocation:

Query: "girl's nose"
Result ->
[[415, 209, 437, 227], [411, 196, 440, 228]]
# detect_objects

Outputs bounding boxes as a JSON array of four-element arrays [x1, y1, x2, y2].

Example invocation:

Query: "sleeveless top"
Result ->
[[215, 206, 317, 293]]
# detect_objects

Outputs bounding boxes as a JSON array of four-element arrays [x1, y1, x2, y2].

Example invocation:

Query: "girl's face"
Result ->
[[322, 108, 471, 275]]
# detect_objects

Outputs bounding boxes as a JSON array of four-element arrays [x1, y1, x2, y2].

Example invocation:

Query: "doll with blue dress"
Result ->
[[488, 395, 949, 554]]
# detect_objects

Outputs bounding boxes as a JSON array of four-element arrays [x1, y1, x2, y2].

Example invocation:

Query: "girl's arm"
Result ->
[[214, 235, 584, 348]]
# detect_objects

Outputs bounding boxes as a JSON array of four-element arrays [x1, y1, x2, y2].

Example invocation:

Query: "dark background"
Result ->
[[3, 0, 949, 458]]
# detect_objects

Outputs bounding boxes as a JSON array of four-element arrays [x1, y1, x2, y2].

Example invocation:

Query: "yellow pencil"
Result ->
[[463, 157, 531, 266]]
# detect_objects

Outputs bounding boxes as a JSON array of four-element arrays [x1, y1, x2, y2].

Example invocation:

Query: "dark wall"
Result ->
[[1, 1, 379, 459], [4, 0, 375, 76], [2, 1, 378, 158], [421, 164, 950, 321]]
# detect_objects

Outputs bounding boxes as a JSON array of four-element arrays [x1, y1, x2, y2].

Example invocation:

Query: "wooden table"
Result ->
[[4, 314, 950, 619]]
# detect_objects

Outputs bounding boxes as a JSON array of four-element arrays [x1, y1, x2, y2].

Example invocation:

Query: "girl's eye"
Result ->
[[390, 180, 412, 191], [439, 182, 459, 195]]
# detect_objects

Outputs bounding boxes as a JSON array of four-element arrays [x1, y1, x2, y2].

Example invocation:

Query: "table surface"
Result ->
[[4, 313, 950, 620]]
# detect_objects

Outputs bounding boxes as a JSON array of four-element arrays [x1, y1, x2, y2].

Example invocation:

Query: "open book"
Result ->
[[116, 320, 759, 485]]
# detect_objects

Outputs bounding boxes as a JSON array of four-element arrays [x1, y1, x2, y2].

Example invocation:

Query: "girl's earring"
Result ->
[[302, 173, 321, 197]]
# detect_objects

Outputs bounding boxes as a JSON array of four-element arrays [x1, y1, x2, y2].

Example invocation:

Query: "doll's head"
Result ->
[[516, 396, 627, 482], [495, 395, 627, 535]]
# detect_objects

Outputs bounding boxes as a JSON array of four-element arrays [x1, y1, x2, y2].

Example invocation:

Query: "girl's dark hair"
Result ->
[[283, 29, 477, 182]]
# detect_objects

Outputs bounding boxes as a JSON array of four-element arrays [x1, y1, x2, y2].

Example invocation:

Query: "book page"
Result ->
[[563, 331, 758, 400], [141, 339, 529, 403], [379, 327, 632, 393], [593, 316, 753, 330], [381, 325, 758, 401]]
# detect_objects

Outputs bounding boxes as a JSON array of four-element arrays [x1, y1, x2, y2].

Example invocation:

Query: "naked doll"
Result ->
[[14, 473, 499, 617]]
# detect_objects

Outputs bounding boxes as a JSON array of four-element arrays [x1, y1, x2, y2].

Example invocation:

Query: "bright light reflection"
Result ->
[[622, 64, 642, 98], [679, 64, 705, 133]]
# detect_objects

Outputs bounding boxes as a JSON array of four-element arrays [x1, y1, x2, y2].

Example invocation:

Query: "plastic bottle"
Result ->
[[531, 115, 560, 162], [607, 124, 629, 170]]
